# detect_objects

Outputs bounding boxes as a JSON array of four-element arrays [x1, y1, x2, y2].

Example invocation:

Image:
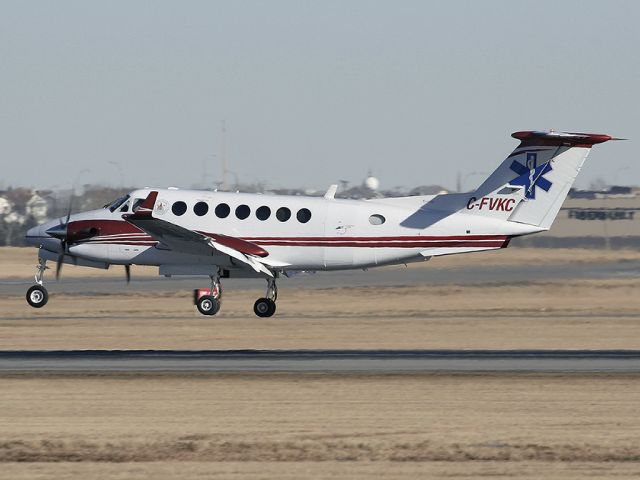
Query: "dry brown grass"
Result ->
[[4, 461, 640, 480], [1, 374, 640, 478], [0, 279, 638, 350], [2, 246, 640, 478]]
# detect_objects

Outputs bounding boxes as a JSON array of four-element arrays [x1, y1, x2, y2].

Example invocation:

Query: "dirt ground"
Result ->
[[1, 374, 640, 479]]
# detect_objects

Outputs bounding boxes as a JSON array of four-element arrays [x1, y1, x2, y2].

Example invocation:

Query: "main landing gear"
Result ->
[[254, 278, 277, 318], [194, 275, 279, 318], [26, 257, 48, 308], [195, 274, 222, 316]]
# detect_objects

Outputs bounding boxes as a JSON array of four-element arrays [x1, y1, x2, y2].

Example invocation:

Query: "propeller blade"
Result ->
[[125, 265, 131, 284], [56, 252, 64, 280], [55, 196, 74, 281], [65, 197, 73, 226]]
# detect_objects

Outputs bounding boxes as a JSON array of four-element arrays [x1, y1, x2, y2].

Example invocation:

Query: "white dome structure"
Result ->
[[364, 176, 380, 191]]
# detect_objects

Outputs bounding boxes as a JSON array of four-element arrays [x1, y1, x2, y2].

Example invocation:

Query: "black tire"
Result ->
[[26, 285, 48, 308], [196, 295, 220, 316], [254, 298, 276, 317]]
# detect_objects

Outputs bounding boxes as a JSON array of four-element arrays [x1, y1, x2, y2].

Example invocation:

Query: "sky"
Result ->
[[1, 0, 639, 192]]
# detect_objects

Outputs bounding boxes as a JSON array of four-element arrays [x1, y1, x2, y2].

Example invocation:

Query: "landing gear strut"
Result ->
[[196, 273, 222, 316], [254, 277, 277, 317], [26, 256, 49, 308]]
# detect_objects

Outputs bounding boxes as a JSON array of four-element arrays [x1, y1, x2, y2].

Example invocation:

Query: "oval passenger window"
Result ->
[[369, 214, 385, 225], [276, 207, 291, 222], [194, 201, 209, 216], [172, 201, 187, 216], [235, 204, 251, 220], [297, 208, 312, 223], [215, 203, 230, 218], [256, 205, 271, 220]]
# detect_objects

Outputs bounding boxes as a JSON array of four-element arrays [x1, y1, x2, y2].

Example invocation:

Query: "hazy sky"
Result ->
[[1, 0, 639, 191]]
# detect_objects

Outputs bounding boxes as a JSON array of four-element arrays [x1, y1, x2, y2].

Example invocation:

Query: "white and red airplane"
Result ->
[[25, 130, 615, 317]]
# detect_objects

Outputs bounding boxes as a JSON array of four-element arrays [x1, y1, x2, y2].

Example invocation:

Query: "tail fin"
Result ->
[[475, 131, 614, 229]]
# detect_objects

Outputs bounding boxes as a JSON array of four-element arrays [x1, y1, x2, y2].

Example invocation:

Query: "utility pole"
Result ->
[[220, 120, 228, 190]]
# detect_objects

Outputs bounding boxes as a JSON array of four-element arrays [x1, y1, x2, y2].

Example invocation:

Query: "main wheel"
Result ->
[[26, 285, 48, 308], [254, 298, 276, 317], [196, 295, 220, 316]]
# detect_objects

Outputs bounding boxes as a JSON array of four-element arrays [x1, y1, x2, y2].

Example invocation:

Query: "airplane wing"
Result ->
[[122, 191, 279, 277]]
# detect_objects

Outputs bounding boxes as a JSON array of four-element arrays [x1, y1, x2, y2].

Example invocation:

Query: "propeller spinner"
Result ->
[[45, 202, 73, 280]]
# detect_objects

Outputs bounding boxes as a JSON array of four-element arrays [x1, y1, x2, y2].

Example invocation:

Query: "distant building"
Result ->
[[513, 191, 640, 249], [26, 193, 49, 222], [0, 197, 11, 215], [408, 185, 449, 196]]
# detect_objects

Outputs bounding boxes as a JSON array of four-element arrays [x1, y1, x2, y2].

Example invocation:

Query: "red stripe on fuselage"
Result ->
[[244, 235, 507, 241], [251, 240, 507, 248], [70, 220, 509, 249]]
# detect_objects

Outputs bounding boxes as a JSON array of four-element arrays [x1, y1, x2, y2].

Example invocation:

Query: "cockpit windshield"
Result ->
[[104, 195, 130, 212]]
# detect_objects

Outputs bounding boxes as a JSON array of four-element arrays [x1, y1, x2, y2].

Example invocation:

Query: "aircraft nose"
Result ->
[[25, 220, 61, 248], [25, 224, 46, 242]]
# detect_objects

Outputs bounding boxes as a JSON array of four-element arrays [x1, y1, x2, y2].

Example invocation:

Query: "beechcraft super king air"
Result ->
[[25, 130, 617, 317]]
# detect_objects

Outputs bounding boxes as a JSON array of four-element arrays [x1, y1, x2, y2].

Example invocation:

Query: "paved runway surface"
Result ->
[[2, 350, 640, 373]]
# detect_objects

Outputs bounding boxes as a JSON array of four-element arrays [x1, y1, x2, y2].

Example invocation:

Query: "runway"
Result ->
[[2, 350, 640, 373]]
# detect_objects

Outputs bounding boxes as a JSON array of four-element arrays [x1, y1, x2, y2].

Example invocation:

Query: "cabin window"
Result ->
[[256, 205, 271, 221], [276, 207, 291, 222], [172, 201, 187, 216], [369, 214, 385, 225], [235, 204, 251, 220], [215, 203, 230, 218], [297, 208, 312, 223], [194, 201, 209, 216]]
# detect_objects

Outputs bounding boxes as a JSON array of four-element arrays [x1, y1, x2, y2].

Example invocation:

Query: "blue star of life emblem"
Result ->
[[509, 152, 553, 199]]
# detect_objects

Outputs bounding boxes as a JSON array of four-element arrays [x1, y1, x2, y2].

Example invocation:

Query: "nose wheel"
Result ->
[[26, 284, 48, 308], [254, 277, 277, 317], [26, 256, 49, 308]]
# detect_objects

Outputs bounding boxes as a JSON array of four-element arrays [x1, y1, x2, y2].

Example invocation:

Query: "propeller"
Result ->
[[56, 201, 73, 280], [46, 199, 73, 281]]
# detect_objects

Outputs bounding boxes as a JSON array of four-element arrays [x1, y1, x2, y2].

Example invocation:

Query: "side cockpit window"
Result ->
[[106, 195, 130, 212], [131, 198, 145, 212]]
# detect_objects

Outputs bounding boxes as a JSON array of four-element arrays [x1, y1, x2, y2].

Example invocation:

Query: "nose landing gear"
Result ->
[[26, 257, 49, 308], [253, 277, 277, 317]]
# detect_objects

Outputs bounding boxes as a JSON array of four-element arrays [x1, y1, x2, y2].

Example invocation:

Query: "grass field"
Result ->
[[0, 278, 638, 350], [2, 374, 640, 479]]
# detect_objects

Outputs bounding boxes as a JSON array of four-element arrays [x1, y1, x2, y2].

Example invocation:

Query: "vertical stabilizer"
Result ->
[[474, 131, 613, 229]]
